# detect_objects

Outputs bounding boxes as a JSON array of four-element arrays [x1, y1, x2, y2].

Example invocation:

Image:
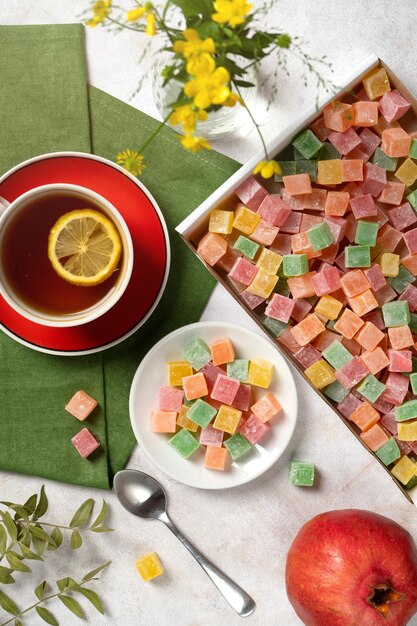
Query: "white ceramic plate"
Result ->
[[129, 322, 298, 489]]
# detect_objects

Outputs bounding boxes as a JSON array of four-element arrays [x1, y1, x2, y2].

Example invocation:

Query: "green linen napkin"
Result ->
[[0, 24, 240, 488]]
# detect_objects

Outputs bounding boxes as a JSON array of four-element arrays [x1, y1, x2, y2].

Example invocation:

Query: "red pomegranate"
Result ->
[[285, 509, 417, 626]]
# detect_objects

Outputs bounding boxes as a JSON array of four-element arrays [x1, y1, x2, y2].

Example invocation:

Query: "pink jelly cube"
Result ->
[[325, 191, 350, 216], [311, 266, 342, 296], [402, 254, 417, 276], [320, 243, 340, 265], [270, 233, 292, 256], [280, 210, 302, 234], [278, 328, 302, 353], [323, 101, 354, 132], [357, 128, 381, 157], [363, 265, 386, 291], [303, 189, 328, 211], [342, 159, 364, 182], [380, 412, 397, 435], [250, 219, 279, 246], [381, 127, 411, 158], [293, 344, 322, 369], [232, 383, 252, 411], [379, 90, 411, 123], [228, 257, 258, 286], [251, 392, 282, 423], [257, 195, 292, 226], [363, 309, 385, 330], [387, 202, 416, 230], [360, 162, 387, 197], [199, 424, 224, 447], [399, 284, 417, 312], [376, 223, 403, 253], [310, 116, 331, 140], [291, 298, 313, 322], [239, 414, 271, 445], [240, 290, 266, 310], [350, 194, 378, 219], [235, 176, 268, 210], [216, 246, 240, 273], [211, 374, 240, 405], [378, 182, 405, 206], [328, 128, 361, 155], [374, 284, 397, 307], [336, 357, 369, 388], [301, 213, 322, 231], [388, 349, 412, 373], [281, 190, 305, 210], [325, 217, 347, 244], [200, 363, 226, 394], [158, 386, 184, 413], [372, 397, 394, 415], [150, 410, 177, 433], [337, 393, 363, 419], [352, 101, 379, 127], [265, 294, 295, 323], [65, 390, 97, 421], [71, 428, 100, 458], [283, 173, 312, 196], [403, 228, 417, 255], [388, 326, 414, 350], [381, 372, 409, 406], [197, 232, 227, 266]]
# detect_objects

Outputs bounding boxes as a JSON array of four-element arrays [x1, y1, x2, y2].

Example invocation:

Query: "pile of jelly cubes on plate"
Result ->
[[150, 337, 282, 470], [197, 66, 417, 489]]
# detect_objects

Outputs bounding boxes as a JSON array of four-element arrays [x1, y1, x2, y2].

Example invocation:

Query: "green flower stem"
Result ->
[[137, 112, 172, 155], [233, 82, 269, 161], [106, 16, 144, 32], [0, 541, 17, 563]]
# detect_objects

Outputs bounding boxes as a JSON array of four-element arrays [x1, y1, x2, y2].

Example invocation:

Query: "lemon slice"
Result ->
[[48, 209, 122, 286]]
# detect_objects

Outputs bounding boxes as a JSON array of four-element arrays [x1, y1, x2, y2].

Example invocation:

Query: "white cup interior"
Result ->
[[0, 184, 134, 327]]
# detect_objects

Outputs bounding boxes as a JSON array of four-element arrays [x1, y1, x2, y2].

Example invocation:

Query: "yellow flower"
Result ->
[[86, 0, 112, 27], [223, 92, 244, 107], [212, 0, 252, 28], [146, 13, 156, 36], [181, 135, 212, 153], [169, 105, 208, 134], [127, 7, 146, 21], [173, 29, 216, 59], [186, 52, 215, 76], [253, 160, 281, 179], [184, 66, 231, 109], [116, 149, 146, 176]]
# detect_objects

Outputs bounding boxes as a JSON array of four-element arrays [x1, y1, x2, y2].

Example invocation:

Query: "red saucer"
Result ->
[[0, 152, 170, 355]]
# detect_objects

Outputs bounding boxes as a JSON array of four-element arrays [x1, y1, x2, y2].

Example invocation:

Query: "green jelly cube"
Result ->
[[388, 265, 415, 294], [318, 142, 340, 161], [168, 429, 200, 459], [355, 220, 379, 246], [405, 474, 417, 490], [292, 129, 323, 159], [371, 147, 398, 171], [263, 317, 289, 338], [394, 399, 417, 422], [356, 374, 386, 403], [345, 245, 371, 268], [307, 222, 335, 251], [293, 147, 305, 160], [224, 433, 252, 461], [283, 254, 309, 277], [375, 437, 401, 466], [184, 338, 211, 371], [227, 359, 249, 383], [322, 340, 353, 369], [274, 161, 297, 182], [410, 372, 417, 394], [289, 461, 315, 487], [296, 160, 317, 181], [323, 380, 349, 403], [410, 139, 417, 159], [187, 399, 217, 428], [382, 301, 411, 327], [407, 189, 417, 210], [233, 235, 259, 260], [410, 313, 417, 334]]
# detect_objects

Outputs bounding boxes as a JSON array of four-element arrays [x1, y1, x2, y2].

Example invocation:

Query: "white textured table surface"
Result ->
[[1, 1, 417, 624]]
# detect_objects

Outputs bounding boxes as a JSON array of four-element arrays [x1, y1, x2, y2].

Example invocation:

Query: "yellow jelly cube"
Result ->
[[248, 358, 274, 388], [167, 361, 193, 386], [177, 405, 198, 432], [362, 67, 391, 100], [398, 421, 417, 441], [136, 552, 164, 581], [209, 209, 234, 235], [305, 359, 336, 389], [378, 252, 400, 277], [246, 269, 278, 298], [213, 405, 242, 434], [233, 205, 260, 235], [391, 455, 417, 485], [316, 160, 343, 185], [256, 248, 283, 274], [395, 158, 417, 187], [315, 295, 343, 320]]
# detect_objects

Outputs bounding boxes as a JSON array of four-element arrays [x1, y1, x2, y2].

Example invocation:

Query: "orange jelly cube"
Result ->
[[150, 410, 177, 433], [381, 127, 411, 158], [323, 101, 354, 132], [197, 232, 227, 266], [204, 446, 228, 470], [317, 160, 343, 185], [351, 402, 380, 431], [340, 270, 371, 298], [360, 348, 390, 375], [342, 159, 364, 182], [292, 231, 322, 260], [325, 191, 350, 216], [355, 321, 385, 351], [352, 101, 379, 127], [401, 254, 417, 275], [348, 289, 378, 317], [360, 423, 389, 451], [182, 372, 208, 400], [334, 308, 364, 339], [282, 173, 312, 196], [210, 338, 235, 366], [388, 326, 414, 350], [290, 313, 326, 347]]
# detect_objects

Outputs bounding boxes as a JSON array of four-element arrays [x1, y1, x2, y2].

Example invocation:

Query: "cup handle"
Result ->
[[0, 196, 10, 216]]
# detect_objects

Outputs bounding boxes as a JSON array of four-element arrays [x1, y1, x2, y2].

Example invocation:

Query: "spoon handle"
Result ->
[[160, 512, 255, 617]]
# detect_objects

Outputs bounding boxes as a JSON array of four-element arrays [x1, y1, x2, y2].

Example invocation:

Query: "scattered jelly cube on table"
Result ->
[[224, 433, 252, 461], [65, 390, 97, 421], [168, 429, 200, 458], [184, 338, 211, 371], [187, 399, 217, 428], [204, 446, 228, 470], [136, 552, 164, 581], [71, 428, 100, 459], [289, 461, 315, 487]]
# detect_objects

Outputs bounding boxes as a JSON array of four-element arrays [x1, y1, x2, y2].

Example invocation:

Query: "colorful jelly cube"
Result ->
[[381, 372, 409, 406], [211, 374, 240, 405], [353, 100, 379, 126], [294, 344, 321, 369], [233, 205, 261, 235], [317, 159, 343, 185], [323, 101, 354, 132], [167, 361, 193, 387], [337, 393, 363, 418], [251, 219, 279, 246], [232, 383, 252, 411], [356, 375, 386, 403], [209, 209, 234, 235], [375, 437, 401, 465], [361, 162, 387, 196], [239, 414, 271, 445], [315, 295, 343, 320], [362, 67, 391, 100], [246, 269, 278, 298], [265, 293, 295, 323], [168, 429, 200, 458], [182, 372, 208, 400], [342, 159, 364, 182], [184, 338, 211, 371], [379, 89, 411, 122], [282, 173, 312, 196], [71, 428, 100, 459], [355, 321, 385, 351], [282, 254, 309, 277], [394, 400, 417, 422], [228, 257, 258, 286], [287, 272, 317, 299], [213, 405, 242, 434], [388, 326, 414, 350], [307, 222, 334, 251], [256, 248, 282, 274], [158, 386, 184, 413], [360, 423, 389, 451], [136, 552, 164, 582], [410, 139, 417, 159], [334, 308, 364, 339], [378, 253, 400, 278], [224, 433, 252, 461], [199, 424, 224, 447], [336, 356, 369, 389], [324, 191, 350, 217], [250, 392, 282, 423], [323, 380, 349, 403], [197, 232, 227, 266], [204, 446, 228, 470], [391, 455, 417, 485], [381, 127, 411, 158], [364, 265, 386, 291], [395, 158, 417, 187], [345, 245, 371, 268], [311, 266, 341, 296], [354, 221, 379, 247], [322, 341, 353, 369], [371, 147, 398, 171], [177, 405, 199, 432], [350, 194, 378, 219], [291, 314, 325, 346], [350, 401, 380, 431], [263, 317, 289, 339], [289, 461, 315, 487], [292, 128, 323, 159], [382, 301, 411, 327], [150, 410, 177, 433], [233, 235, 259, 260], [397, 421, 417, 441], [410, 372, 417, 394], [65, 390, 97, 421], [388, 349, 412, 373], [226, 359, 249, 383], [187, 399, 217, 428], [248, 358, 274, 388], [210, 338, 235, 366], [258, 195, 292, 227], [234, 176, 268, 210], [305, 359, 336, 389], [378, 181, 405, 206]]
